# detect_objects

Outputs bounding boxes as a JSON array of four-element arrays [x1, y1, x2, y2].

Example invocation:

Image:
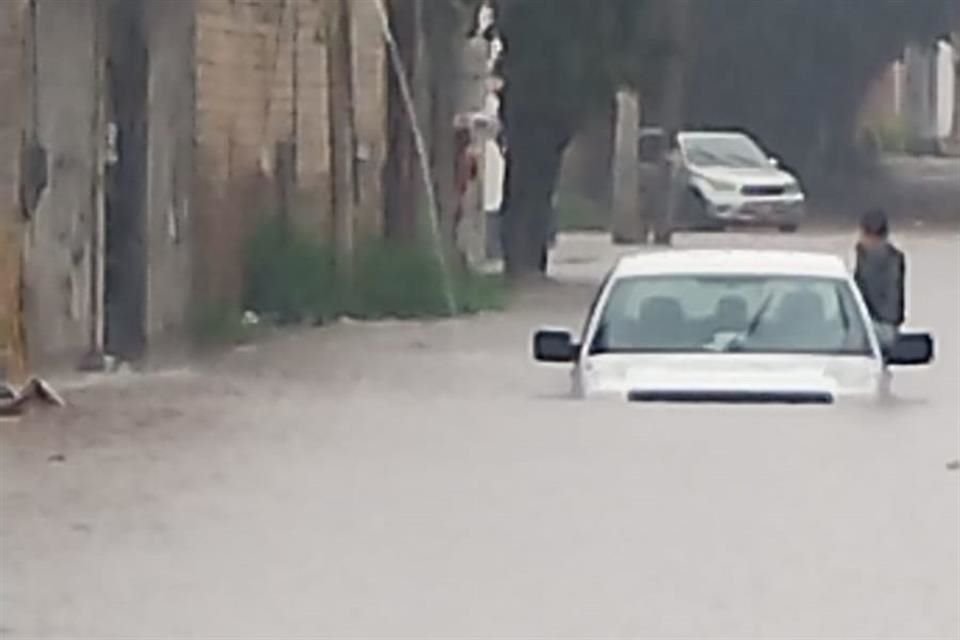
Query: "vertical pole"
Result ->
[[91, 0, 107, 355], [652, 0, 690, 246], [327, 0, 355, 278]]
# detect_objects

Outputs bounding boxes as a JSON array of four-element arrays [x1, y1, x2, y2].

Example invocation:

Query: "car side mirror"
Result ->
[[768, 156, 780, 167], [533, 329, 578, 363], [886, 332, 934, 366]]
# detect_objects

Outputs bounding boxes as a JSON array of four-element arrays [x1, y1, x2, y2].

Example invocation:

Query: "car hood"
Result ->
[[691, 165, 796, 187], [579, 353, 880, 402]]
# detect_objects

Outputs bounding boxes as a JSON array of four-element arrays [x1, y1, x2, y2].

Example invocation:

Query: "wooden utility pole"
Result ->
[[326, 0, 357, 276]]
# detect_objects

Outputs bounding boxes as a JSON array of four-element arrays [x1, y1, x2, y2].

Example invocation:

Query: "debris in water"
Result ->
[[0, 377, 65, 417]]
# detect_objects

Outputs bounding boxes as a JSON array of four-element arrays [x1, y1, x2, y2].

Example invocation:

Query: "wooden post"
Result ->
[[326, 0, 357, 277], [90, 0, 107, 357]]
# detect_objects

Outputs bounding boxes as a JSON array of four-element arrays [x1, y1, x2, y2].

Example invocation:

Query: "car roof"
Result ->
[[613, 250, 849, 279], [678, 130, 752, 141]]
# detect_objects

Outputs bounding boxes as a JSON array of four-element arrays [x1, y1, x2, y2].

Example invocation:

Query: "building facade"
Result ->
[[2, 0, 388, 370], [861, 37, 958, 152], [1, 0, 26, 378]]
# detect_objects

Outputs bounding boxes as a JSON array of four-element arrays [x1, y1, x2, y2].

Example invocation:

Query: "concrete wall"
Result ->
[[0, 1, 23, 227], [5, 0, 389, 364], [1, 0, 25, 376], [903, 41, 957, 146], [21, 0, 99, 364], [194, 0, 331, 305], [13, 0, 203, 365], [193, 0, 387, 305], [860, 61, 903, 127], [934, 40, 955, 139], [194, 0, 300, 304]]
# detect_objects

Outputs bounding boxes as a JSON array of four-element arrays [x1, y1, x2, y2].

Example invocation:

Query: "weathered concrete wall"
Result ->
[[0, 1, 23, 226], [1, 0, 26, 377], [194, 0, 330, 304], [21, 0, 98, 364], [860, 62, 903, 127], [193, 0, 386, 305], [144, 0, 195, 340]]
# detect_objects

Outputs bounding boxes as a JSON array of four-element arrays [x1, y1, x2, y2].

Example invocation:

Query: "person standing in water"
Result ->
[[854, 209, 905, 354]]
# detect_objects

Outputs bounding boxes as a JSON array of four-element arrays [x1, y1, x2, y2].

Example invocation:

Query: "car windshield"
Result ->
[[681, 134, 770, 169], [590, 275, 872, 356]]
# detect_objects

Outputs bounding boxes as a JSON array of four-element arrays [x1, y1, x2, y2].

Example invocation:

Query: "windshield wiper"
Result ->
[[726, 293, 776, 352]]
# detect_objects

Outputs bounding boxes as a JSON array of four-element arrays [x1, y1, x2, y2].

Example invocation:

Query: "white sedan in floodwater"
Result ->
[[533, 250, 934, 403]]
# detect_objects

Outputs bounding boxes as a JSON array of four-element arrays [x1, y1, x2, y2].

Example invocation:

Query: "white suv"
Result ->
[[631, 129, 806, 236]]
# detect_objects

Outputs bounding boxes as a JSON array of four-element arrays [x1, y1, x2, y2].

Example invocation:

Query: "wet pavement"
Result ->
[[1, 228, 959, 639]]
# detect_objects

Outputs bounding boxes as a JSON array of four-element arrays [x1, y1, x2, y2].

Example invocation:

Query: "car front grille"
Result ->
[[627, 389, 834, 404], [741, 185, 786, 196]]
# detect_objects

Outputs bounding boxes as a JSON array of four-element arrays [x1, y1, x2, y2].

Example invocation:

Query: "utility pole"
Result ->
[[326, 0, 357, 277]]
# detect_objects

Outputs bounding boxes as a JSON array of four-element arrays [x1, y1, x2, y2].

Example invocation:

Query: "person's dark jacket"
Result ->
[[854, 242, 905, 326]]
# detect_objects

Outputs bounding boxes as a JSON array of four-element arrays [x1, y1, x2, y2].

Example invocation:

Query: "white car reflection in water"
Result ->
[[533, 250, 934, 403]]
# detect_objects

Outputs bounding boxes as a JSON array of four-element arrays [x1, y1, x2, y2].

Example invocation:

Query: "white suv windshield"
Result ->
[[682, 135, 769, 169], [590, 275, 871, 356]]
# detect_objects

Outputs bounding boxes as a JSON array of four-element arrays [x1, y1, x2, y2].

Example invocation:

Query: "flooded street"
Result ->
[[2, 228, 959, 638]]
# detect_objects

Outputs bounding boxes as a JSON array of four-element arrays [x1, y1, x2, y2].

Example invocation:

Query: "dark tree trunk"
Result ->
[[421, 0, 464, 264], [500, 108, 570, 277]]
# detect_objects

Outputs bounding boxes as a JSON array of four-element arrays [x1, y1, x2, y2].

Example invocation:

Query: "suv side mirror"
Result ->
[[533, 329, 578, 363], [886, 332, 934, 366]]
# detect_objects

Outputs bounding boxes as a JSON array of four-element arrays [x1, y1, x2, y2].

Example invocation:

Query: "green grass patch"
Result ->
[[239, 221, 505, 327], [348, 241, 506, 318], [244, 219, 341, 324]]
